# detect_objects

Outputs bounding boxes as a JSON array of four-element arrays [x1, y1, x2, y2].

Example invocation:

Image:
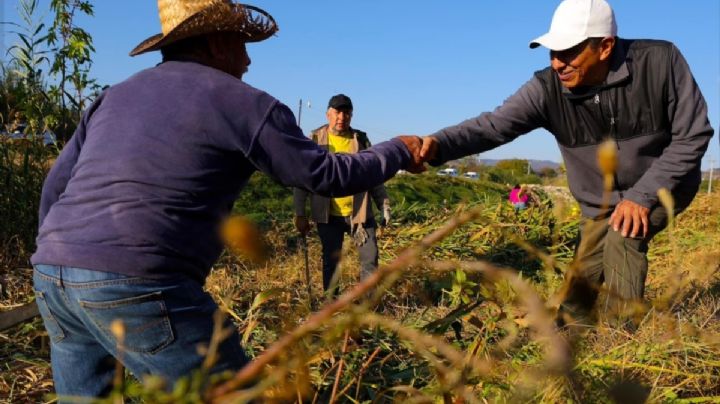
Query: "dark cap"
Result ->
[[327, 94, 353, 110]]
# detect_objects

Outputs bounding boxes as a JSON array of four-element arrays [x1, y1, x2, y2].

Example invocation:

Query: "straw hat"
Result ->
[[130, 0, 278, 56]]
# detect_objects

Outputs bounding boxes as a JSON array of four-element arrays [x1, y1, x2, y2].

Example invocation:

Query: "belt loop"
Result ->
[[59, 266, 64, 289]]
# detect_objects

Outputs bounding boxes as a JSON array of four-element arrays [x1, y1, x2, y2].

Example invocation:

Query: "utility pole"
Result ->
[[527, 161, 531, 175], [297, 98, 311, 127], [709, 157, 715, 194], [297, 98, 303, 126], [296, 97, 312, 306]]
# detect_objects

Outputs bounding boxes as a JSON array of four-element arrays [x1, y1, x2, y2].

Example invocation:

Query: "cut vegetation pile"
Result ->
[[2, 169, 718, 402]]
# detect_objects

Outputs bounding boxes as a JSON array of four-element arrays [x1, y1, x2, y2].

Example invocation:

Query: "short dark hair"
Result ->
[[586, 37, 605, 50], [160, 35, 211, 61]]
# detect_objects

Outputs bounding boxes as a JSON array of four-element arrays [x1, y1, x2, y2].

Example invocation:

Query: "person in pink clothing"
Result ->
[[509, 184, 529, 211]]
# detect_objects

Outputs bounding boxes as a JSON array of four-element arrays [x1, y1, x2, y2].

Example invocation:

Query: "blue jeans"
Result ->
[[33, 265, 248, 401]]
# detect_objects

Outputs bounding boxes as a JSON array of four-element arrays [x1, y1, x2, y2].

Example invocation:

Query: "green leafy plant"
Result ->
[[45, 0, 98, 141]]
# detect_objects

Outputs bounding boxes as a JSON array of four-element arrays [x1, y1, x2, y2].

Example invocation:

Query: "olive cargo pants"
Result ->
[[560, 192, 695, 321]]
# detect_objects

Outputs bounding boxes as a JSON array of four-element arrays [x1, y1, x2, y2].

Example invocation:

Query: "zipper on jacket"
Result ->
[[604, 90, 623, 199], [607, 96, 617, 138]]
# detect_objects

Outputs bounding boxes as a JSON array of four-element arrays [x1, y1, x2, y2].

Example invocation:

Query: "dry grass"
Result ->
[[1, 190, 719, 403], [202, 190, 719, 402]]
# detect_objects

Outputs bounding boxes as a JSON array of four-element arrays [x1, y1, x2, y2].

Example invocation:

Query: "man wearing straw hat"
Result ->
[[30, 0, 424, 399], [414, 0, 713, 326]]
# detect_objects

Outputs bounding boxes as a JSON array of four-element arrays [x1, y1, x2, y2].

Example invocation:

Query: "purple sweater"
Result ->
[[32, 61, 411, 284]]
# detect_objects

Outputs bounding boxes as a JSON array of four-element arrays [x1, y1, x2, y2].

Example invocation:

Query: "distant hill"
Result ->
[[477, 159, 561, 172]]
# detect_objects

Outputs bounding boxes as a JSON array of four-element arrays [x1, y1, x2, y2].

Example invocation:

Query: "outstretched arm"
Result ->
[[246, 103, 423, 197], [425, 76, 548, 165]]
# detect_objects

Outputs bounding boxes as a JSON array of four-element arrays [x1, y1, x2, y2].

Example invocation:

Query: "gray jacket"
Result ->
[[431, 39, 714, 218], [294, 125, 390, 225]]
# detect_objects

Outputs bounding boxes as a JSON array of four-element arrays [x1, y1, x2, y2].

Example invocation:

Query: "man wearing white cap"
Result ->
[[416, 0, 713, 326]]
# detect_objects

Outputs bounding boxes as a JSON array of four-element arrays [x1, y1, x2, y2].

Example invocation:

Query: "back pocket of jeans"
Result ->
[[34, 291, 66, 343], [80, 291, 174, 354]]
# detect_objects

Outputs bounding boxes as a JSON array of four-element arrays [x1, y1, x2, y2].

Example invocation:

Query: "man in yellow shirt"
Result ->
[[294, 94, 391, 295]]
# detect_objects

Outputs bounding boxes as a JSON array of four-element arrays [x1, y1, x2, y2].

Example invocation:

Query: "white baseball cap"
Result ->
[[529, 0, 617, 51]]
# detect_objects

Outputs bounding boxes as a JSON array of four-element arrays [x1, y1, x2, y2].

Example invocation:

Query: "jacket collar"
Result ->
[[313, 125, 360, 152], [315, 124, 357, 139]]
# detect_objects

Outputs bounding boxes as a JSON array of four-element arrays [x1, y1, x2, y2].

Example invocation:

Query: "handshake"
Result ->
[[395, 136, 439, 174]]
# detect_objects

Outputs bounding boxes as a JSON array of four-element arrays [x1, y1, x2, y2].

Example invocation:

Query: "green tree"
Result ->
[[496, 158, 532, 174], [46, 0, 98, 140], [482, 159, 541, 186], [538, 167, 558, 178], [2, 0, 97, 139], [0, 0, 98, 266], [455, 155, 484, 173], [2, 0, 51, 133]]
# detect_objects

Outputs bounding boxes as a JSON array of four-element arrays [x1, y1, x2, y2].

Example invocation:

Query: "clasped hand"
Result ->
[[394, 136, 439, 174]]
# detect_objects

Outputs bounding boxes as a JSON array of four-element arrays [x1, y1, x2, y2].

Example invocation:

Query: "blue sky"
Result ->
[[2, 1, 719, 168]]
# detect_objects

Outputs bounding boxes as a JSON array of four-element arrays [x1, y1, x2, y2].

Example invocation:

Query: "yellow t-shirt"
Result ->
[[328, 132, 354, 217]]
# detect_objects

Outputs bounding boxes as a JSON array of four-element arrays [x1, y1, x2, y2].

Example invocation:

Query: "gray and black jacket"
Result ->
[[430, 38, 714, 218]]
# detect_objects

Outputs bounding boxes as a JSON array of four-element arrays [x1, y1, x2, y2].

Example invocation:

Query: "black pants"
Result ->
[[316, 216, 378, 293]]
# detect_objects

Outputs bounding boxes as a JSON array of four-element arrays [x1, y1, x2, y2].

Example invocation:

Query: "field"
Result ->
[[1, 1, 718, 400], [1, 168, 718, 403]]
